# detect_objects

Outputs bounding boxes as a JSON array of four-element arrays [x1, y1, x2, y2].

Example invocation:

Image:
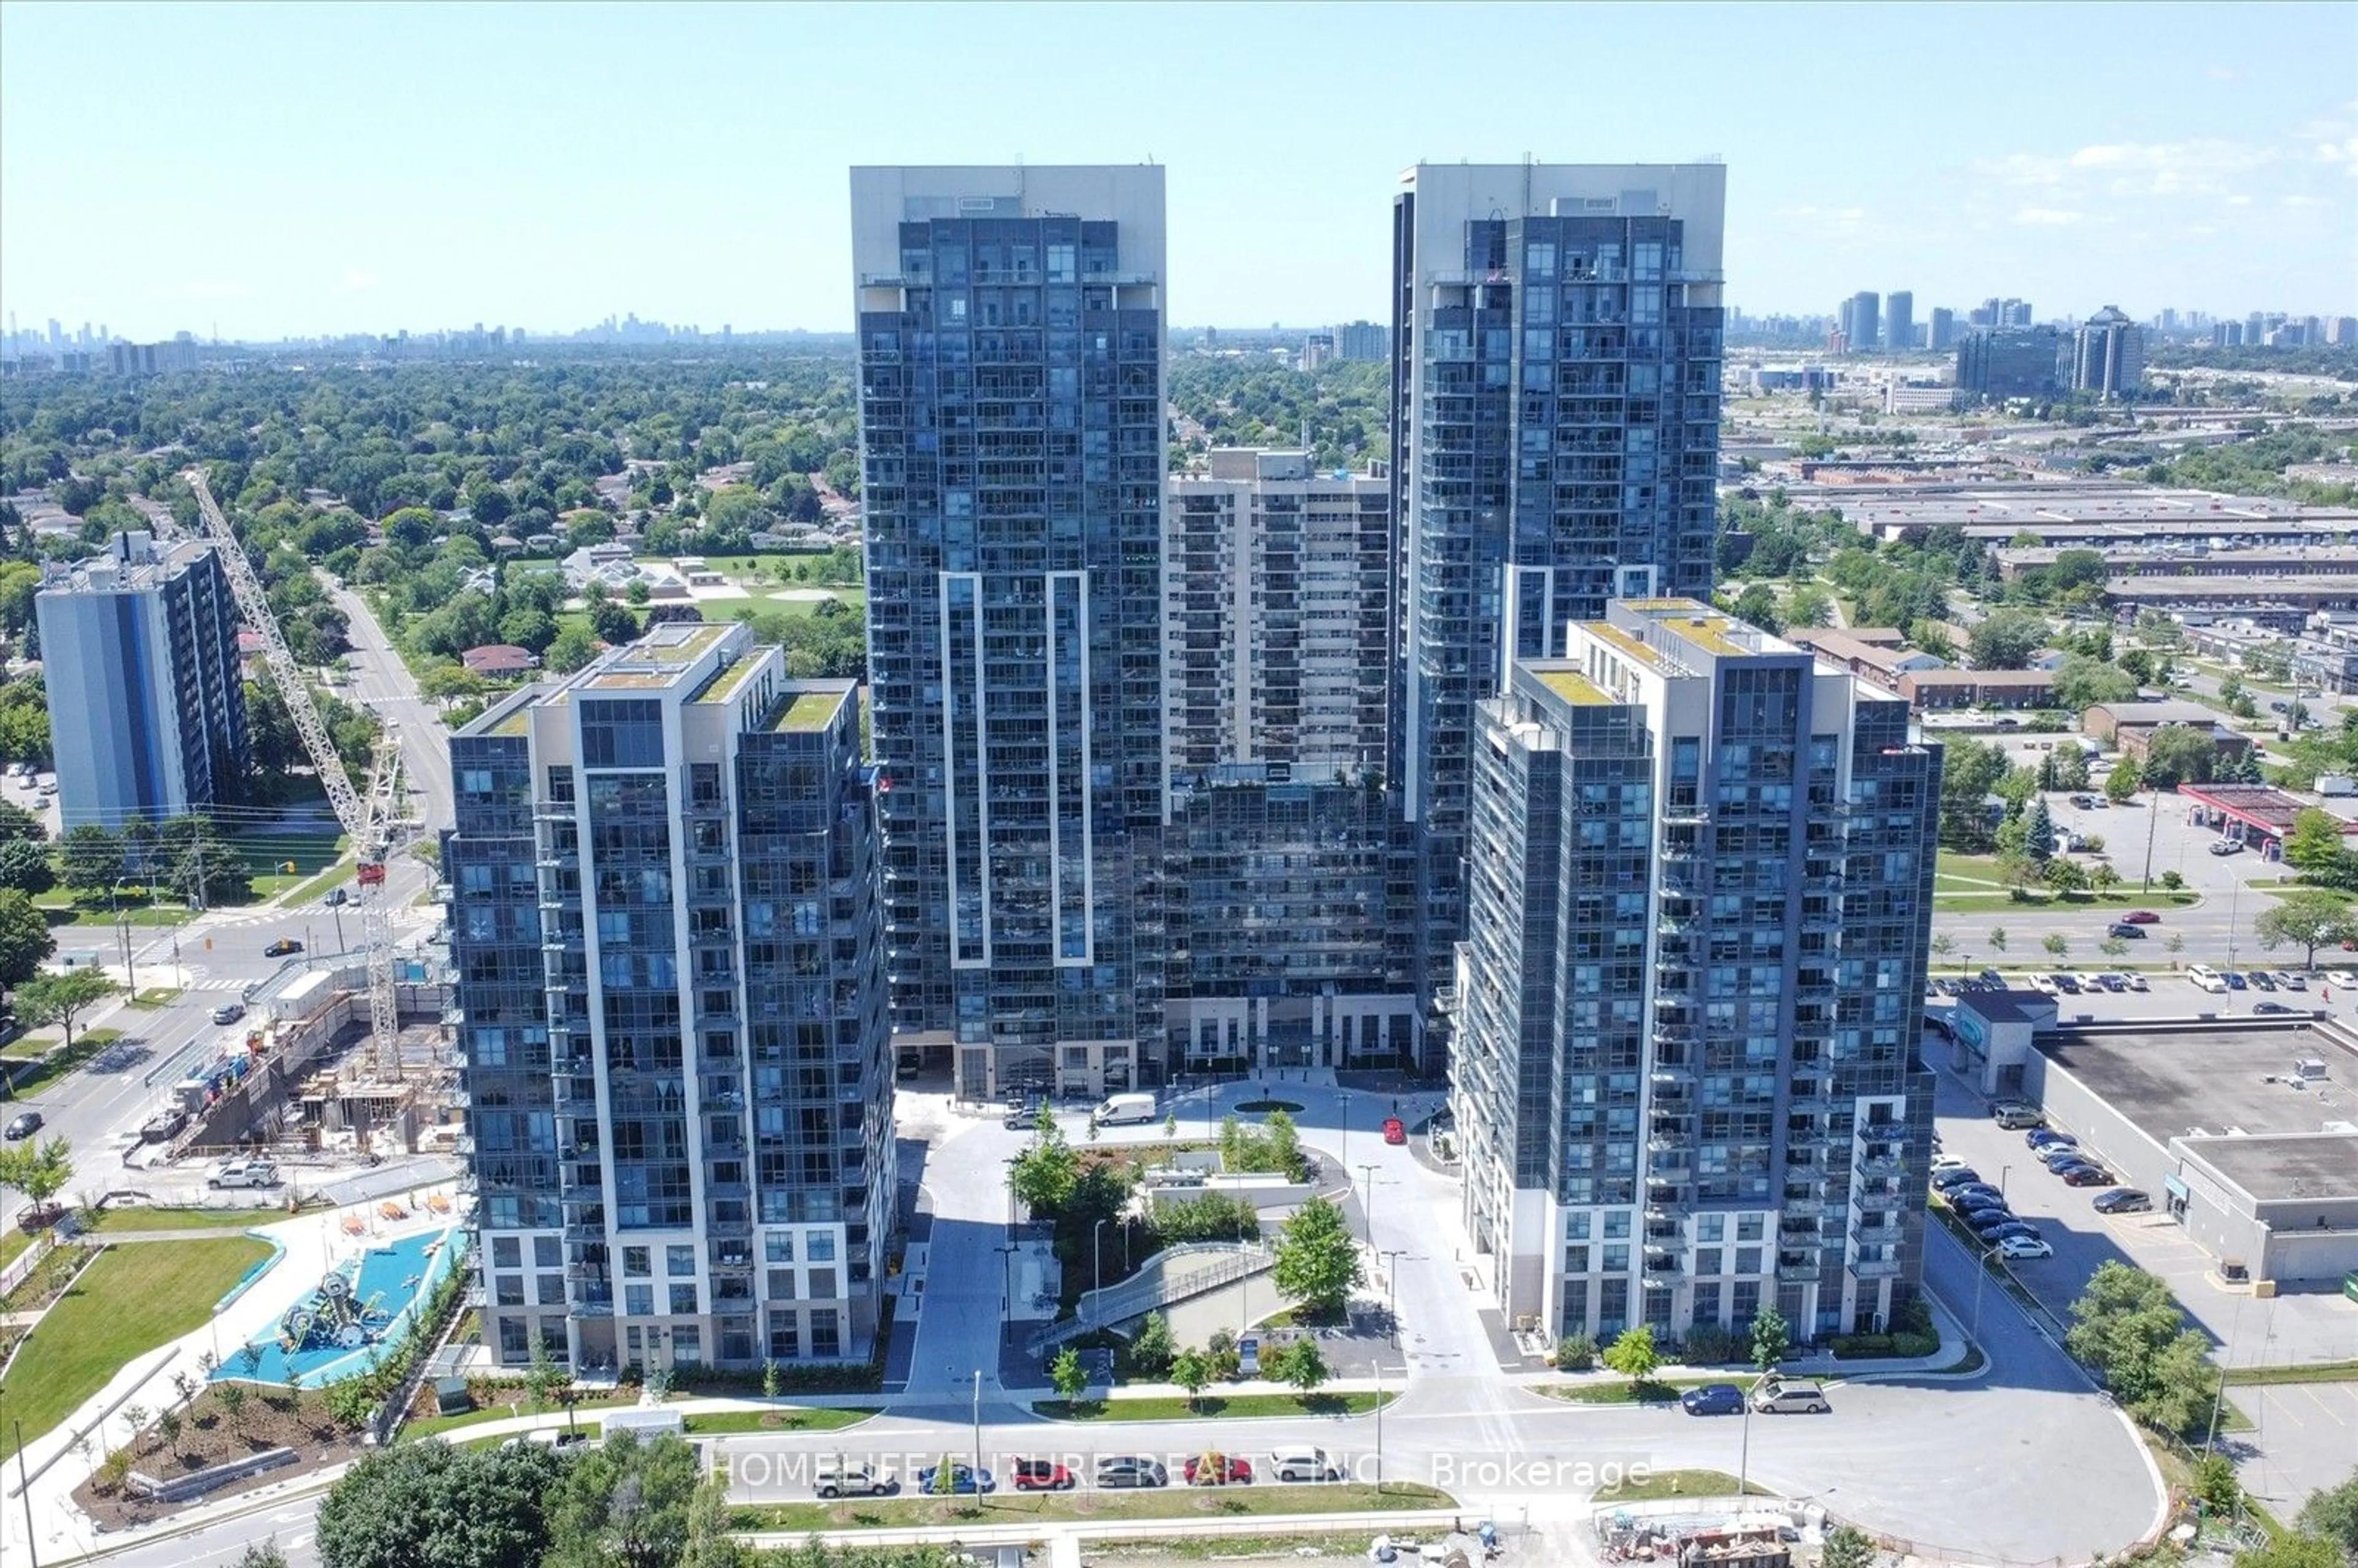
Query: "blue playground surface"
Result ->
[[212, 1225, 465, 1389]]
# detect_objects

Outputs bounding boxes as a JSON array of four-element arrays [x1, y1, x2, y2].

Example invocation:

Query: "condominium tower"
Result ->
[[1453, 600, 1939, 1345], [1164, 449, 1412, 1068], [851, 165, 1170, 1102], [34, 531, 249, 829], [1388, 162, 1728, 1064], [445, 624, 892, 1372]]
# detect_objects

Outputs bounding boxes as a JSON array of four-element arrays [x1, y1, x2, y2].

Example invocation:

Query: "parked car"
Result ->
[[1269, 1448, 1341, 1483], [2095, 1189, 2154, 1215], [1183, 1452, 1254, 1486], [211, 1002, 246, 1026], [914, 1463, 995, 1496], [1993, 1103, 2045, 1130], [1095, 1456, 1169, 1489], [324, 887, 349, 907], [263, 937, 303, 957], [2119, 910, 2162, 924], [1751, 1378, 1831, 1415], [1948, 1182, 2006, 1204], [2068, 794, 2096, 809], [2106, 922, 2147, 939], [2209, 840, 2244, 856], [2272, 971, 2307, 990], [1931, 1166, 1982, 1190], [1680, 1382, 1747, 1416], [2, 1111, 41, 1141], [813, 1459, 895, 1498], [2027, 1129, 2077, 1151], [1002, 1103, 1039, 1130], [2125, 973, 2149, 992], [208, 1159, 279, 1189], [2224, 971, 2249, 990], [2053, 973, 2084, 995], [2041, 1144, 2095, 1167], [2249, 970, 2278, 992], [1979, 969, 2006, 988], [1010, 1459, 1074, 1491], [2254, 1001, 2297, 1015], [1931, 1154, 1969, 1174], [2060, 1165, 2117, 1188], [1382, 1117, 1407, 1146], [1978, 1221, 2043, 1245], [1998, 1236, 2055, 1260], [2095, 972, 2129, 991]]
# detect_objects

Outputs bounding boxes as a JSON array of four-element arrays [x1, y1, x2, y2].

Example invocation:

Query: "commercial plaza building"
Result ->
[[1388, 162, 1728, 1065], [445, 624, 892, 1370], [34, 530, 249, 829], [1453, 602, 1940, 1343], [851, 165, 1169, 1100], [1165, 449, 1413, 1068]]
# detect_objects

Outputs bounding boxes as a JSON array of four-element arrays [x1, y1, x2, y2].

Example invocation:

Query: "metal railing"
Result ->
[[1024, 1242, 1273, 1356]]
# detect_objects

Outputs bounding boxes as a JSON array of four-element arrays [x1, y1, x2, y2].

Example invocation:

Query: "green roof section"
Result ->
[[776, 690, 844, 732], [695, 653, 769, 705], [1533, 667, 1613, 706]]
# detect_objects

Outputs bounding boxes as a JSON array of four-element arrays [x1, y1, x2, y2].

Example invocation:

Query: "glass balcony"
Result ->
[[1776, 1258, 1820, 1284]]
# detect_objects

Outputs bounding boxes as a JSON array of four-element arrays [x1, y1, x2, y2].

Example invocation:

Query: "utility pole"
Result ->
[[15, 1417, 36, 1568], [1356, 1163, 1378, 1246], [970, 1369, 984, 1493]]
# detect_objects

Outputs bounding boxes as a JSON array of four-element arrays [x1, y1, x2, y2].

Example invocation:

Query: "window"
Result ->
[[1602, 1245, 1630, 1273], [499, 1317, 531, 1360], [810, 1308, 841, 1357], [494, 1236, 523, 1268], [805, 1231, 836, 1263], [1736, 1216, 1765, 1242], [536, 1273, 566, 1305], [534, 1236, 561, 1268], [623, 1247, 652, 1278], [1697, 1214, 1726, 1244], [765, 1233, 796, 1263], [495, 1275, 526, 1306], [625, 1284, 653, 1316], [669, 1283, 699, 1315], [667, 1244, 697, 1276], [1566, 1246, 1590, 1273]]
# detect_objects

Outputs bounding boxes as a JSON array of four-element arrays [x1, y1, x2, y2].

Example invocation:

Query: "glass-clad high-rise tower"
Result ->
[[851, 166, 1168, 1100], [1388, 163, 1728, 1064]]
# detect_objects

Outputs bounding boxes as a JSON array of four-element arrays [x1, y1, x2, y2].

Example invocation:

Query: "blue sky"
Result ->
[[2, 1, 2351, 340]]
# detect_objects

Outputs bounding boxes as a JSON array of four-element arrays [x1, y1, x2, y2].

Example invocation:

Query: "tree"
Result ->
[[2052, 654, 2136, 713], [58, 824, 126, 895], [547, 622, 600, 673], [2043, 933, 2070, 959], [1939, 737, 2011, 850], [1272, 1335, 1330, 1394], [1968, 610, 2049, 670], [216, 1380, 249, 1437], [2104, 755, 2142, 802], [1264, 1108, 1304, 1181], [1821, 1524, 1878, 1568], [2254, 890, 2358, 969], [317, 1438, 564, 1568], [526, 1337, 569, 1414], [155, 1406, 184, 1456], [2296, 1469, 2358, 1555], [14, 968, 117, 1047], [0, 888, 55, 986], [1170, 1348, 1212, 1411], [1049, 1345, 1089, 1401], [1784, 583, 1834, 629], [590, 599, 639, 646], [0, 837, 52, 897], [1129, 1312, 1176, 1379], [1601, 1325, 1660, 1388], [0, 799, 42, 845], [1990, 926, 2008, 953], [1272, 1197, 1363, 1317], [0, 1136, 74, 1208], [2233, 1535, 2346, 1568], [2139, 725, 2217, 791], [1749, 1303, 1791, 1373], [2042, 858, 2087, 896], [1730, 582, 1783, 634], [2284, 808, 2349, 875], [2052, 744, 2091, 791], [236, 1543, 292, 1568], [324, 1376, 376, 1432], [543, 1432, 715, 1568], [2023, 796, 2057, 863], [1008, 1122, 1079, 1216], [2088, 861, 2122, 895], [2063, 1262, 2218, 1438]]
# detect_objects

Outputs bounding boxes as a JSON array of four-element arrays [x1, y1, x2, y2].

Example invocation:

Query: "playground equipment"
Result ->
[[279, 1268, 391, 1356]]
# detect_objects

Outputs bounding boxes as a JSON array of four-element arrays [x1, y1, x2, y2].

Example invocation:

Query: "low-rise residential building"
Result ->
[[2082, 700, 2253, 763], [1896, 669, 2056, 710], [1787, 628, 1945, 694]]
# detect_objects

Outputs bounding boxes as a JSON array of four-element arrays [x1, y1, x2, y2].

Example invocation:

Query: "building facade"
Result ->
[[1927, 307, 1956, 351], [1955, 327, 2065, 402], [1164, 449, 1414, 1068], [1334, 320, 1387, 362], [1453, 601, 1940, 1346], [851, 165, 1169, 1100], [34, 531, 249, 829], [1388, 162, 1728, 1064], [1883, 290, 1914, 354], [445, 625, 892, 1373], [1840, 291, 1881, 352], [2072, 306, 2146, 402]]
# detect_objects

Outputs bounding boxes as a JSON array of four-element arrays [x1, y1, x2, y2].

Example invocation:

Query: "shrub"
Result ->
[[1554, 1333, 1597, 1372], [1891, 1331, 1940, 1358], [1679, 1324, 1742, 1365], [1830, 1334, 1894, 1359], [96, 1446, 134, 1494]]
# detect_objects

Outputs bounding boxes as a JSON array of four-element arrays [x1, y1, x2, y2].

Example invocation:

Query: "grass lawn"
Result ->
[[1594, 1469, 1772, 1503], [730, 1481, 1449, 1534], [6, 1236, 273, 1443], [1033, 1391, 1394, 1422], [400, 1393, 645, 1442], [681, 1406, 878, 1435], [87, 1206, 268, 1234], [1538, 1375, 1759, 1406], [32, 896, 192, 928], [236, 826, 350, 901], [127, 987, 182, 1009], [2, 1030, 119, 1095], [278, 860, 357, 907], [2223, 1359, 2358, 1385]]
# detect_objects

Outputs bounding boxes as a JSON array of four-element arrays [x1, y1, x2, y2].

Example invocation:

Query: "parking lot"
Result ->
[[2234, 1378, 2358, 1520]]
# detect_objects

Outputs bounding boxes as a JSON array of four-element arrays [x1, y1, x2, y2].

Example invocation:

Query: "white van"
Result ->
[[1096, 1092, 1157, 1126], [2186, 964, 2228, 995]]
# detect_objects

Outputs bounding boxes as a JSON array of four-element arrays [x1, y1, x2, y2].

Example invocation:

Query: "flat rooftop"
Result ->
[[2039, 1021, 2358, 1151], [1531, 666, 1613, 706], [2180, 1133, 2358, 1203]]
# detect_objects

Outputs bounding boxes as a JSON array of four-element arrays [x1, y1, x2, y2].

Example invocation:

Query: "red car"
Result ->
[[1382, 1117, 1407, 1146], [1184, 1452, 1253, 1486], [1011, 1458, 1075, 1491], [2119, 910, 2162, 925]]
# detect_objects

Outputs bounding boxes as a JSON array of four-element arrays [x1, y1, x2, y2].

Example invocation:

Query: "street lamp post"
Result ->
[[1737, 1387, 1753, 1499], [1379, 1249, 1415, 1346], [971, 1369, 984, 1494], [1093, 1219, 1107, 1294], [1356, 1162, 1378, 1246], [1372, 1359, 1385, 1497]]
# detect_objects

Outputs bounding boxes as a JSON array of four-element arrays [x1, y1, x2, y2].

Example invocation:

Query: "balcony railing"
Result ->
[[1850, 1256, 1904, 1279]]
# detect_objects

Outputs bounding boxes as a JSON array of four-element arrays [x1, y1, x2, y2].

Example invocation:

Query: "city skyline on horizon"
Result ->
[[2, 3, 2352, 341]]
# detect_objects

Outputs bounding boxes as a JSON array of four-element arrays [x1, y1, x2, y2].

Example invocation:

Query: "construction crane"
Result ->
[[185, 468, 404, 1076]]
